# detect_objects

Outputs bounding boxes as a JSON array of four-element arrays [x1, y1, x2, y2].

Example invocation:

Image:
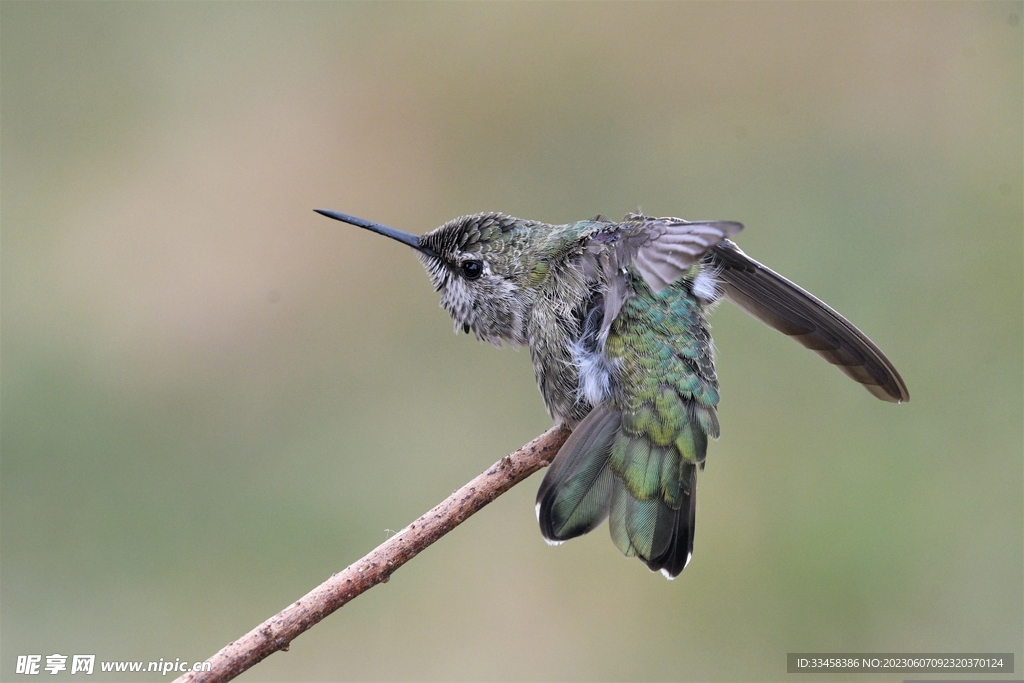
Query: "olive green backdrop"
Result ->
[[2, 2, 1021, 681]]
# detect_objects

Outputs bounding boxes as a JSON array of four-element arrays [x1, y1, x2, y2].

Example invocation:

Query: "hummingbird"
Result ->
[[315, 209, 909, 578]]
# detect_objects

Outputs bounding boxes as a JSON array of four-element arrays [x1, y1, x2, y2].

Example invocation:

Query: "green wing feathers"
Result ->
[[537, 275, 720, 577]]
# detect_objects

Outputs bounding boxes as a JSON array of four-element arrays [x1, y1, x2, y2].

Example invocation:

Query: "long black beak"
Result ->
[[314, 209, 439, 259]]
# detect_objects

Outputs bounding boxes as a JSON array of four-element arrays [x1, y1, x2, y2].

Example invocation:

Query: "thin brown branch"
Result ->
[[175, 425, 571, 683]]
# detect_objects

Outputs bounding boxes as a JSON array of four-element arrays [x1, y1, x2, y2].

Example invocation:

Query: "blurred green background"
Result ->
[[2, 2, 1021, 681]]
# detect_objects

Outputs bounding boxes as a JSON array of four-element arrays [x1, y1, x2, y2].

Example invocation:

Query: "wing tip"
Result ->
[[862, 371, 910, 403]]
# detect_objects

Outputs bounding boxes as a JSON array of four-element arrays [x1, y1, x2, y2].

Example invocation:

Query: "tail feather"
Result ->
[[537, 405, 621, 541], [609, 478, 676, 560], [609, 460, 696, 578], [538, 402, 704, 579], [644, 467, 696, 578]]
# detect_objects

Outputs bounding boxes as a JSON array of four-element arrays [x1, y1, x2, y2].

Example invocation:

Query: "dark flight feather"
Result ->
[[707, 240, 909, 403]]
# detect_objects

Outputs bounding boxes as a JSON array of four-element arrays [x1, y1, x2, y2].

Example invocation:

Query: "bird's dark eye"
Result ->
[[460, 260, 483, 280]]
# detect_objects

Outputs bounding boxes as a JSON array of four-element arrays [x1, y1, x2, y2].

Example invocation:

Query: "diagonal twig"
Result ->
[[175, 425, 571, 683]]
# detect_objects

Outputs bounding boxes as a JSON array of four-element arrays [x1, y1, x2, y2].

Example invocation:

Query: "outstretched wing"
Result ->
[[707, 240, 909, 403]]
